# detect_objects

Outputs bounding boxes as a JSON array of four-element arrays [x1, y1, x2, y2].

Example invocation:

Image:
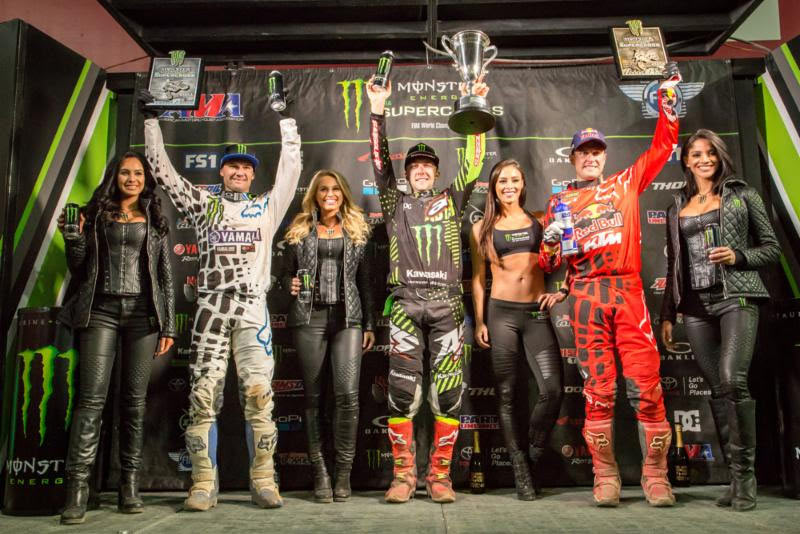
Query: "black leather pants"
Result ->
[[487, 299, 564, 455], [292, 303, 361, 471], [65, 294, 159, 480], [683, 296, 758, 402]]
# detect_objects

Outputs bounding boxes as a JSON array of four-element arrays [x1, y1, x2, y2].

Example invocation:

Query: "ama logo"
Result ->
[[618, 81, 704, 119], [160, 93, 243, 121]]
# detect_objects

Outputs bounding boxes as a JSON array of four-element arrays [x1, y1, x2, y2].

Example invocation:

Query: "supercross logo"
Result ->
[[159, 93, 243, 121], [650, 277, 667, 294], [618, 81, 705, 119], [647, 210, 667, 224], [338, 79, 366, 131], [17, 346, 78, 445]]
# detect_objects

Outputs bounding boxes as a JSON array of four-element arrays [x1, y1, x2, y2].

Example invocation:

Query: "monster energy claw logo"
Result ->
[[626, 19, 643, 36], [412, 223, 443, 264], [65, 204, 79, 225], [18, 346, 78, 445], [170, 49, 186, 67], [302, 272, 312, 289], [175, 313, 190, 334], [338, 79, 365, 131], [366, 449, 382, 469], [377, 56, 391, 75]]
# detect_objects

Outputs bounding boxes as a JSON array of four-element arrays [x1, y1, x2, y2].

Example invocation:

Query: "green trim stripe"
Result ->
[[758, 78, 800, 221], [26, 94, 112, 308], [779, 255, 800, 298], [781, 44, 800, 86], [12, 60, 91, 250]]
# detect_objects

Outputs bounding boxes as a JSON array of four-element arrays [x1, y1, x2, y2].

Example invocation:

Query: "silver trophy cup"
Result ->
[[441, 30, 498, 134]]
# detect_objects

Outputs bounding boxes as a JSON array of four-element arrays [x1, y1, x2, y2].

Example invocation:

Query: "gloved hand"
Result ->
[[543, 220, 566, 245], [659, 61, 682, 90], [136, 89, 158, 120]]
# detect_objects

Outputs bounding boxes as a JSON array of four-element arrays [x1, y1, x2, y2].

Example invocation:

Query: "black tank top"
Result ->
[[492, 220, 542, 259]]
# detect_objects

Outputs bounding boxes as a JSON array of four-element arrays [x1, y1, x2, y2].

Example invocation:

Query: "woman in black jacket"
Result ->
[[660, 130, 779, 512], [57, 151, 176, 524], [283, 169, 375, 502]]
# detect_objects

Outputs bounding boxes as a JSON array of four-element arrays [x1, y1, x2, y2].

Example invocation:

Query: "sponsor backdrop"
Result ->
[[127, 60, 741, 490]]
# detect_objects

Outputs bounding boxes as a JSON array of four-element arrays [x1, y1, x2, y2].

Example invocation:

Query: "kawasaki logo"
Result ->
[[18, 346, 78, 445], [175, 313, 191, 335], [338, 79, 366, 131], [411, 223, 443, 263]]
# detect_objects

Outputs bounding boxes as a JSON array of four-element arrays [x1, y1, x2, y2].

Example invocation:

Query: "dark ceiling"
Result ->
[[98, 0, 764, 65]]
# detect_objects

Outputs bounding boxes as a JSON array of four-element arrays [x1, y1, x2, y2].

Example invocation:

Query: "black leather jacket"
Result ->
[[661, 178, 780, 323], [282, 213, 375, 331], [58, 198, 177, 337]]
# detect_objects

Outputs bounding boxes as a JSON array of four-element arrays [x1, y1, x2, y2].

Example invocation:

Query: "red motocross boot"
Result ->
[[384, 418, 416, 503], [426, 417, 459, 504], [583, 419, 621, 507], [639, 421, 676, 507]]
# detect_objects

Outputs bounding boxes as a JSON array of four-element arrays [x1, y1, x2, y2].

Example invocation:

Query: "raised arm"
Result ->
[[367, 78, 401, 220], [144, 117, 209, 219], [451, 82, 489, 215], [264, 118, 302, 234], [623, 63, 682, 195]]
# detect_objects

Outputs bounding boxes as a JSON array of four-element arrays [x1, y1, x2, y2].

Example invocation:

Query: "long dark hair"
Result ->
[[83, 151, 169, 235], [680, 129, 736, 199], [478, 159, 529, 265]]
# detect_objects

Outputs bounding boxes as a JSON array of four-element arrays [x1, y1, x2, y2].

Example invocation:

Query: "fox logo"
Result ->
[[649, 433, 671, 452], [584, 430, 610, 449]]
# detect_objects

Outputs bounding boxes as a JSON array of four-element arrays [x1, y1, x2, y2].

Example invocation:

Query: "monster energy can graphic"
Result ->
[[63, 203, 81, 237], [296, 268, 312, 304], [373, 50, 394, 88], [268, 70, 287, 112], [4, 308, 77, 515]]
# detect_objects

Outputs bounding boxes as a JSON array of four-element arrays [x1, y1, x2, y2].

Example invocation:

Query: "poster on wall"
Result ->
[[129, 60, 739, 490]]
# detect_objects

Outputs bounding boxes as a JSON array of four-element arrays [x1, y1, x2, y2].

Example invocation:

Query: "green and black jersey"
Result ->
[[369, 113, 485, 289]]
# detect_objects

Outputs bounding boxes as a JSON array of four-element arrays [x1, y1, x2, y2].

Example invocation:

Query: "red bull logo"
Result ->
[[573, 203, 624, 241]]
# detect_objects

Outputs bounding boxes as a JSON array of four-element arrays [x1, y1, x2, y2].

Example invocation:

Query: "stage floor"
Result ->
[[2, 485, 798, 532]]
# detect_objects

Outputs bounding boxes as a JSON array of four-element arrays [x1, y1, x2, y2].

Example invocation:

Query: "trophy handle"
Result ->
[[482, 45, 498, 74], [441, 35, 456, 60]]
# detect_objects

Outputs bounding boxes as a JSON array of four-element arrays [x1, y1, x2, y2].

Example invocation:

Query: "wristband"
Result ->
[[558, 287, 569, 296]]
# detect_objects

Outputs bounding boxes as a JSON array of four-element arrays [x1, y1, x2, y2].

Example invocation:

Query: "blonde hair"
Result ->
[[285, 169, 371, 245]]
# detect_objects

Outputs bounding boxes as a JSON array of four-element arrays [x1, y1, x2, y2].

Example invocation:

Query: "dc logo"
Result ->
[[208, 230, 221, 244]]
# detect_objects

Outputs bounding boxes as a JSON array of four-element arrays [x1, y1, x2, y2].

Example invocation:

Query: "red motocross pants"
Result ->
[[569, 274, 666, 422]]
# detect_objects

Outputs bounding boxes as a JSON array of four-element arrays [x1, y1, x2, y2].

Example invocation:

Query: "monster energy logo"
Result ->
[[463, 343, 472, 364], [236, 143, 247, 154], [207, 197, 224, 224], [268, 76, 276, 94], [377, 56, 391, 75], [301, 272, 312, 289], [170, 49, 186, 67], [411, 223, 443, 264], [366, 449, 383, 469], [175, 313, 190, 334], [17, 346, 78, 445], [626, 19, 643, 36], [64, 204, 80, 225], [338, 78, 365, 131], [417, 143, 426, 152]]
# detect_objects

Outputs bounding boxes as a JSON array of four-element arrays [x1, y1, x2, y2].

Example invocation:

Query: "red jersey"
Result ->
[[540, 88, 679, 280]]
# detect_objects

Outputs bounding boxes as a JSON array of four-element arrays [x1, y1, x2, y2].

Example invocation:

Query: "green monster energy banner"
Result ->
[[129, 60, 745, 489], [4, 308, 77, 515]]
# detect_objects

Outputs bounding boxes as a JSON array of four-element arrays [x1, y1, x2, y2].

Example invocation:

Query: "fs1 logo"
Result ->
[[338, 79, 366, 131], [17, 346, 78, 445], [160, 93, 243, 121], [185, 153, 219, 170], [618, 81, 705, 119], [674, 409, 701, 432]]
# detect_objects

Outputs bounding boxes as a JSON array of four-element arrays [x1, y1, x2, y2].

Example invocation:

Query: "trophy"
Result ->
[[610, 20, 668, 80], [441, 30, 498, 135], [145, 50, 205, 110]]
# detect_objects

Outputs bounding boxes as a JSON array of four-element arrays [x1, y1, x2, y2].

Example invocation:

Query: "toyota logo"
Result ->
[[661, 376, 678, 391]]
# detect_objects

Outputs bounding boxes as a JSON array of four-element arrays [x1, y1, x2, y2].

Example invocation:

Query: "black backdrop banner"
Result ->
[[129, 60, 739, 490]]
